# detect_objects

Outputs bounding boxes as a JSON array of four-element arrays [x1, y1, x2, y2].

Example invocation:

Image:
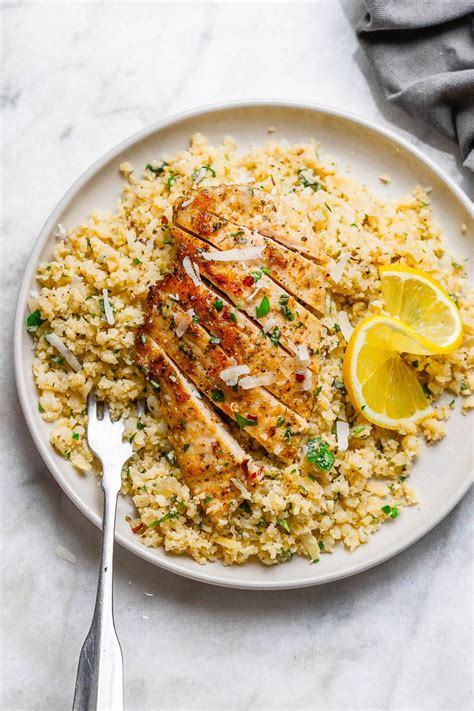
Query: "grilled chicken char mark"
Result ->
[[171, 226, 321, 375], [173, 195, 326, 315], [136, 338, 257, 518], [155, 270, 315, 418], [142, 287, 309, 462], [179, 184, 327, 263]]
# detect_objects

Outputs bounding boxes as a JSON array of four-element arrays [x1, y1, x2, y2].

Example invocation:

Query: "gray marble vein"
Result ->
[[1, 2, 472, 710]]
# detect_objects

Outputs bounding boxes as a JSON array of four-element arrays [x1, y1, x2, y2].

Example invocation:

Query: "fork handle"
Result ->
[[72, 480, 123, 711]]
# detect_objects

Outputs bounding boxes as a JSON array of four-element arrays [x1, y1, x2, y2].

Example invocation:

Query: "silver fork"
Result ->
[[72, 393, 134, 711]]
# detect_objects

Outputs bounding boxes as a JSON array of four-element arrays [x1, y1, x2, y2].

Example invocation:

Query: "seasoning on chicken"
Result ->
[[173, 194, 326, 315], [140, 284, 309, 462], [177, 184, 327, 263], [171, 226, 321, 375], [135, 338, 259, 519], [156, 269, 316, 418]]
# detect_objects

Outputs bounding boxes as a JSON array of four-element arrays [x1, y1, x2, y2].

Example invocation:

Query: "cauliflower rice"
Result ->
[[30, 134, 474, 565]]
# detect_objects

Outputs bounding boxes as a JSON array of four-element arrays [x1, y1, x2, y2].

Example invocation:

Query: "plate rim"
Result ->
[[14, 99, 473, 590]]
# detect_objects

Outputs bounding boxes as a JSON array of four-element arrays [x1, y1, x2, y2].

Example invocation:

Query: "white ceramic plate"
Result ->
[[15, 101, 473, 590]]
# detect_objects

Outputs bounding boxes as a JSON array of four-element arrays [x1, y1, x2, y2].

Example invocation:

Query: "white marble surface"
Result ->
[[1, 2, 473, 710]]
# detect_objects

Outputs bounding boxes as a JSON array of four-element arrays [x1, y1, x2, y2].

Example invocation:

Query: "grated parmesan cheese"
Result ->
[[45, 334, 81, 371], [239, 372, 275, 389], [328, 252, 351, 284], [182, 256, 201, 287], [336, 420, 349, 452], [338, 311, 354, 342], [102, 289, 115, 326], [201, 246, 264, 262], [219, 364, 250, 386]]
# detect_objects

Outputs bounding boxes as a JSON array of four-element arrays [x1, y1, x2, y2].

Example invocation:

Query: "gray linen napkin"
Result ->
[[357, 0, 474, 171]]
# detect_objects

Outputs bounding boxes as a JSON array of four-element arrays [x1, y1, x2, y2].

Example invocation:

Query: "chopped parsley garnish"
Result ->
[[211, 389, 225, 402], [261, 266, 271, 275], [192, 165, 216, 183], [324, 202, 332, 212], [166, 173, 177, 189], [315, 386, 322, 396], [213, 299, 224, 311], [72, 432, 79, 441], [230, 229, 244, 238], [381, 504, 399, 519], [332, 379, 345, 392], [334, 323, 341, 333], [229, 312, 237, 323], [209, 335, 221, 345], [149, 379, 160, 392], [284, 427, 299, 442], [352, 425, 366, 435], [270, 325, 281, 346], [460, 383, 468, 391], [422, 382, 433, 398], [306, 437, 335, 472], [235, 413, 258, 429], [38, 403, 45, 413], [240, 500, 252, 515], [411, 360, 419, 368], [183, 443, 190, 452], [203, 496, 213, 504], [251, 270, 263, 282], [318, 540, 325, 551], [149, 510, 179, 527], [52, 356, 65, 366], [136, 420, 145, 430], [279, 294, 295, 321], [256, 294, 270, 318], [140, 333, 148, 345], [26, 309, 45, 332], [276, 416, 285, 428], [297, 169, 320, 191], [277, 518, 290, 533], [192, 314, 200, 324], [146, 161, 168, 175], [132, 257, 142, 265]]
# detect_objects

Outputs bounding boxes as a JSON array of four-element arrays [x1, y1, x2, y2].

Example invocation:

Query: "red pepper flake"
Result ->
[[246, 414, 258, 422], [248, 466, 263, 481], [131, 522, 146, 534], [243, 275, 254, 288], [241, 458, 249, 475], [268, 426, 276, 437], [161, 215, 169, 225], [295, 372, 306, 383]]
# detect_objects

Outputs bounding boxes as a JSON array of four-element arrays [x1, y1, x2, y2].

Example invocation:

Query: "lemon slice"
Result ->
[[379, 266, 463, 353], [343, 315, 433, 429]]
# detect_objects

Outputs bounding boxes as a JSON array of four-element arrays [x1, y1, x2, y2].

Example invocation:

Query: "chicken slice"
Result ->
[[173, 194, 326, 315], [135, 338, 257, 519], [140, 287, 308, 462], [172, 226, 321, 375], [180, 184, 327, 263], [156, 269, 315, 418]]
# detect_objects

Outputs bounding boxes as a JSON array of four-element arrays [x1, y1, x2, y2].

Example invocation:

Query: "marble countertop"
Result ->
[[2, 2, 472, 710]]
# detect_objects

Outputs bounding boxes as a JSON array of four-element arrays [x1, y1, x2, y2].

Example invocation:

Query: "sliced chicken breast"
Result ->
[[180, 184, 327, 263], [140, 287, 309, 462], [173, 194, 326, 315], [172, 226, 321, 376], [156, 270, 315, 418], [135, 338, 257, 519]]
